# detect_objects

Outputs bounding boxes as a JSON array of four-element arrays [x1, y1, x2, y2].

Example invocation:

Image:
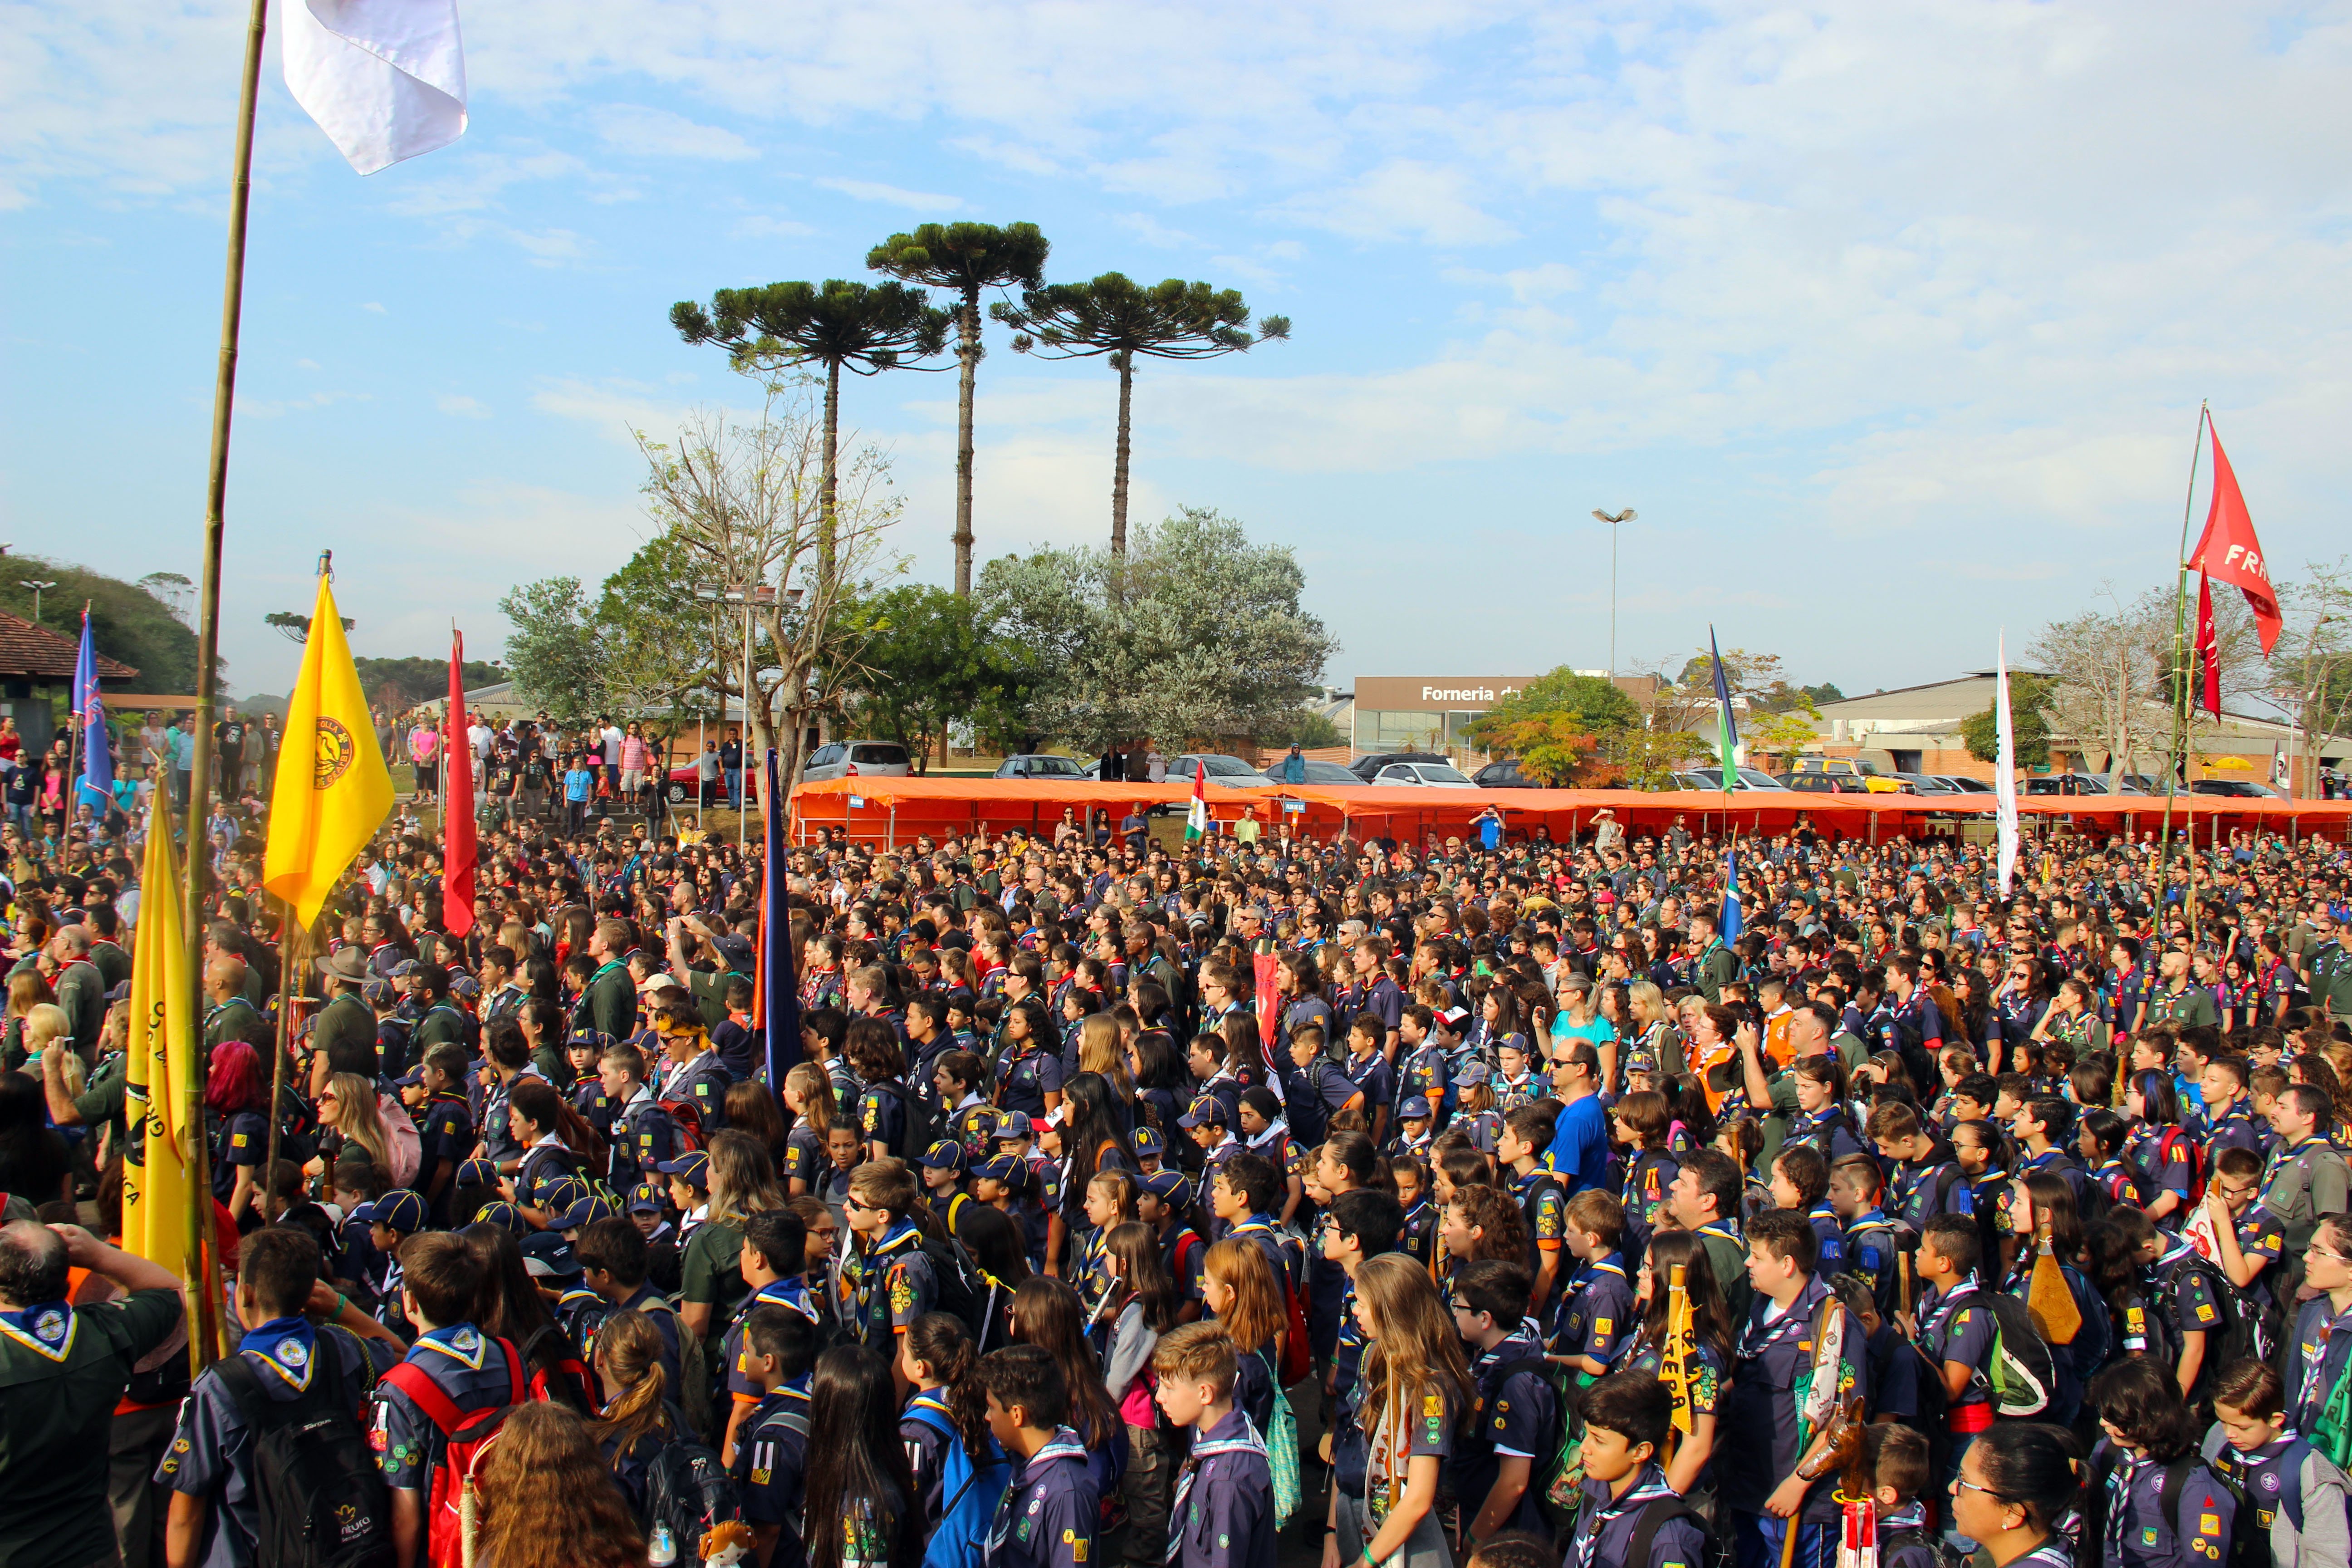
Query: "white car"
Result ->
[[802, 740, 912, 781], [1372, 762, 1479, 787]]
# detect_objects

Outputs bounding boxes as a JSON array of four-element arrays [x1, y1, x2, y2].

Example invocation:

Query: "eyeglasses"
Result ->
[[842, 1196, 873, 1213], [1951, 1477, 2008, 1502]]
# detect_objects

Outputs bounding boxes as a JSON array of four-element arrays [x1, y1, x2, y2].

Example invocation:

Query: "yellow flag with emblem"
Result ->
[[263, 572, 393, 927], [122, 797, 195, 1275]]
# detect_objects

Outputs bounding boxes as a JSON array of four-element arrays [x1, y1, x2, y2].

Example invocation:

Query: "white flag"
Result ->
[[284, 0, 467, 175], [1995, 634, 2019, 896]]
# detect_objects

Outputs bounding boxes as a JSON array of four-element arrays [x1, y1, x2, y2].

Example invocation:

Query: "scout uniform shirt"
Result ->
[[2289, 1293, 2352, 1440], [608, 1083, 682, 1186], [162, 1316, 402, 1568], [1451, 1323, 1558, 1538], [1553, 1252, 1634, 1376], [847, 1221, 938, 1346], [1915, 1279, 1996, 1431], [984, 1426, 1098, 1568], [1717, 1274, 1869, 1528], [1168, 1407, 1276, 1568], [2093, 1441, 2235, 1568], [1568, 1464, 1705, 1568], [0, 1284, 185, 1568], [586, 959, 637, 1041], [735, 1378, 814, 1568], [414, 1093, 474, 1224], [723, 1276, 822, 1406], [371, 1324, 519, 1472]]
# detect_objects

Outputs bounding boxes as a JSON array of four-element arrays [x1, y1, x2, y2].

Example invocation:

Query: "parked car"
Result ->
[[1676, 767, 1785, 792], [2025, 774, 2110, 796], [1935, 776, 1996, 794], [1168, 753, 1273, 784], [1473, 759, 1537, 788], [801, 740, 912, 781], [1349, 750, 1450, 782], [1372, 761, 1479, 787], [665, 762, 716, 804], [2192, 778, 2283, 798], [1889, 772, 1960, 795], [1787, 757, 1905, 793], [1283, 759, 1362, 784], [1778, 771, 1870, 795], [995, 754, 1091, 779]]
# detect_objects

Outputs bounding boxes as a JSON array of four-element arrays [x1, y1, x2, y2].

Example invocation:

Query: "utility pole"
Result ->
[[19, 580, 56, 623], [1591, 510, 1635, 676]]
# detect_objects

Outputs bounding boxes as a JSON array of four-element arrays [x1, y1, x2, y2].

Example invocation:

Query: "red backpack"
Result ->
[[2157, 1126, 2208, 1204], [379, 1338, 527, 1568]]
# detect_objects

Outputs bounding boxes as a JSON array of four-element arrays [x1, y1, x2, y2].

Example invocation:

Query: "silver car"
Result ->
[[1372, 762, 1479, 787], [802, 740, 912, 781]]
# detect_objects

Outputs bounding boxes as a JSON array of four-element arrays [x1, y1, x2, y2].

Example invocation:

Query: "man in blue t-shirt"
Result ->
[[1547, 1041, 1609, 1196]]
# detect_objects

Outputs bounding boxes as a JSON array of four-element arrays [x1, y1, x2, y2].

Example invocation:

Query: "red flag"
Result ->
[[443, 630, 476, 936], [2194, 573, 2222, 719], [1253, 951, 1281, 1062], [2189, 420, 2283, 655]]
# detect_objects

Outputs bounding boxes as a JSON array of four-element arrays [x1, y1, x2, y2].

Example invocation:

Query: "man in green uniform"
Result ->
[[2150, 945, 2220, 1029], [310, 947, 379, 1074], [2306, 907, 2352, 1025], [201, 958, 271, 1052], [0, 1221, 186, 1568], [1689, 912, 1738, 1004], [585, 918, 638, 1042]]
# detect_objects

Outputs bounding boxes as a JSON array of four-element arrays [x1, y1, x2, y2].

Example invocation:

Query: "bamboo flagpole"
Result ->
[[2158, 403, 2210, 912]]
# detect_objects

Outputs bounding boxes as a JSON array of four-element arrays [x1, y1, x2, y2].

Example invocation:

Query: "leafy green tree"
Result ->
[[1962, 673, 2055, 768], [1262, 708, 1343, 749], [867, 223, 1051, 597], [978, 506, 1334, 750], [0, 555, 204, 691], [596, 530, 723, 738], [672, 281, 948, 581], [834, 584, 1035, 772], [496, 577, 606, 725], [1470, 669, 1641, 745], [991, 275, 1289, 559], [350, 656, 508, 711]]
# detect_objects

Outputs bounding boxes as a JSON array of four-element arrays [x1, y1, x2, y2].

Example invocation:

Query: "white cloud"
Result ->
[[592, 104, 756, 160], [733, 213, 815, 239], [812, 177, 963, 211], [436, 394, 492, 419], [1281, 159, 1517, 246], [360, 302, 387, 314]]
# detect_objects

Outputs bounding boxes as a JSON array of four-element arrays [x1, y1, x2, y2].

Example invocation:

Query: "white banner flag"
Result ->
[[1995, 633, 2019, 895], [284, 0, 467, 175]]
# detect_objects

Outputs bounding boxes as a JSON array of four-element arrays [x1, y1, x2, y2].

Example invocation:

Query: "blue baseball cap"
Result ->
[[627, 1184, 665, 1214], [457, 1158, 501, 1188], [566, 1027, 616, 1054], [1132, 1126, 1166, 1157], [1453, 1061, 1491, 1087], [994, 1112, 1034, 1141], [550, 1194, 615, 1232], [520, 1231, 580, 1279], [352, 1189, 427, 1234], [1140, 1169, 1191, 1204], [471, 1201, 528, 1234], [539, 1177, 592, 1215], [1177, 1095, 1228, 1129], [450, 974, 482, 1000], [1399, 1095, 1434, 1121], [363, 978, 398, 1008], [920, 1139, 968, 1172], [974, 1154, 1022, 1184], [657, 1151, 711, 1188]]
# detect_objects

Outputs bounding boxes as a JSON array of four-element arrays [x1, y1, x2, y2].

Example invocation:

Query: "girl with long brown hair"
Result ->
[[782, 1061, 837, 1196], [1100, 1221, 1179, 1566], [592, 1307, 686, 1517], [1615, 1230, 1733, 1496], [898, 1312, 994, 1529], [804, 1344, 920, 1568], [474, 1401, 647, 1568], [1201, 1237, 1284, 1433], [1324, 1252, 1472, 1568]]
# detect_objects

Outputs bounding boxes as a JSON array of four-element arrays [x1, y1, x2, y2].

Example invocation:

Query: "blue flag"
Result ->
[[75, 612, 113, 812], [759, 747, 801, 1086], [1708, 625, 1738, 792], [1720, 848, 1743, 942]]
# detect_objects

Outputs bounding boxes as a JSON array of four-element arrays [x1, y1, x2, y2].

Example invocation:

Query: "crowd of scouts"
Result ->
[[12, 807, 2352, 1568]]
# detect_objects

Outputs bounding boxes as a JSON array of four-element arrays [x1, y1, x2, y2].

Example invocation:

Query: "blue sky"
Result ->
[[8, 1, 2352, 701]]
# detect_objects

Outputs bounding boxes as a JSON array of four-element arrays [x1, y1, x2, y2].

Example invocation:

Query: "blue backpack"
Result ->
[[905, 1402, 1012, 1568]]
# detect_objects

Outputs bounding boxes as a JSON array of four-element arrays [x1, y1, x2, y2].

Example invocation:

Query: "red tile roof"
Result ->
[[0, 610, 137, 681]]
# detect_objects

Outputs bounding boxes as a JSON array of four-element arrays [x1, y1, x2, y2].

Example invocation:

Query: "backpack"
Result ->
[[655, 1097, 709, 1154], [378, 1338, 529, 1568], [2161, 1252, 2255, 1377], [904, 1402, 1012, 1568], [516, 1322, 598, 1415], [1618, 1494, 1711, 1568], [1500, 1355, 1587, 1538], [871, 1081, 944, 1163], [377, 1091, 422, 1187], [212, 1338, 396, 1568], [2087, 1450, 2200, 1568], [2156, 1127, 2208, 1205], [916, 1232, 992, 1344], [2211, 1441, 2309, 1568], [641, 1436, 743, 1558], [1979, 1290, 2058, 1418], [1879, 1522, 1969, 1568]]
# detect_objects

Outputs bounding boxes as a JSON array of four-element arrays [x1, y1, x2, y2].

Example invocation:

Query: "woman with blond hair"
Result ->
[[593, 1308, 688, 1517], [1200, 1237, 1285, 1433], [782, 1060, 837, 1196], [304, 1070, 394, 1186], [474, 1401, 645, 1568], [1076, 1013, 1136, 1103], [680, 1131, 787, 1374], [1322, 1253, 1472, 1568]]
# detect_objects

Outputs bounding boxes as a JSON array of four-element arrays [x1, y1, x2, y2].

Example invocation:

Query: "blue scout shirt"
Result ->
[[1618, 1151, 1676, 1265], [994, 1046, 1062, 1119], [2092, 1439, 2235, 1568], [1553, 1254, 1634, 1372], [1890, 1159, 1972, 1231], [1451, 1325, 1557, 1538], [1804, 1205, 1847, 1277], [162, 1318, 402, 1568], [736, 1380, 814, 1568], [1718, 1274, 1869, 1528], [1342, 1049, 1394, 1118], [984, 1426, 1098, 1568], [1843, 1209, 1903, 1320], [1168, 1408, 1276, 1568], [1568, 1466, 1705, 1568], [663, 1049, 734, 1134], [1916, 1280, 1996, 1414], [608, 1087, 681, 1186], [849, 1222, 938, 1347], [724, 1277, 821, 1401], [2288, 1295, 2352, 1440], [370, 1324, 522, 1492], [1783, 1107, 1865, 1163]]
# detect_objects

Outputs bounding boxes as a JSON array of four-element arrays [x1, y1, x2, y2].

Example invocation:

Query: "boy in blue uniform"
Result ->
[[1767, 1145, 1845, 1279], [1447, 1259, 1559, 1543], [2203, 1358, 2352, 1567], [370, 1233, 530, 1568], [160, 1225, 408, 1568], [1340, 1015, 1395, 1145], [1569, 1372, 1710, 1568], [843, 1159, 939, 1349], [980, 1344, 1099, 1568], [734, 1303, 821, 1568], [721, 1210, 818, 1464], [1553, 1190, 1634, 1379], [403, 1043, 475, 1226], [2086, 1357, 2236, 1568], [1153, 1323, 1276, 1568], [1718, 1209, 1870, 1568], [599, 1039, 680, 1189], [1905, 1215, 1998, 1556], [575, 1215, 682, 1394]]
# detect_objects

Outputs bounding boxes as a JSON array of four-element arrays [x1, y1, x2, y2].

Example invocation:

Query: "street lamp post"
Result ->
[[1589, 511, 1635, 676], [19, 580, 56, 624], [694, 583, 803, 843]]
